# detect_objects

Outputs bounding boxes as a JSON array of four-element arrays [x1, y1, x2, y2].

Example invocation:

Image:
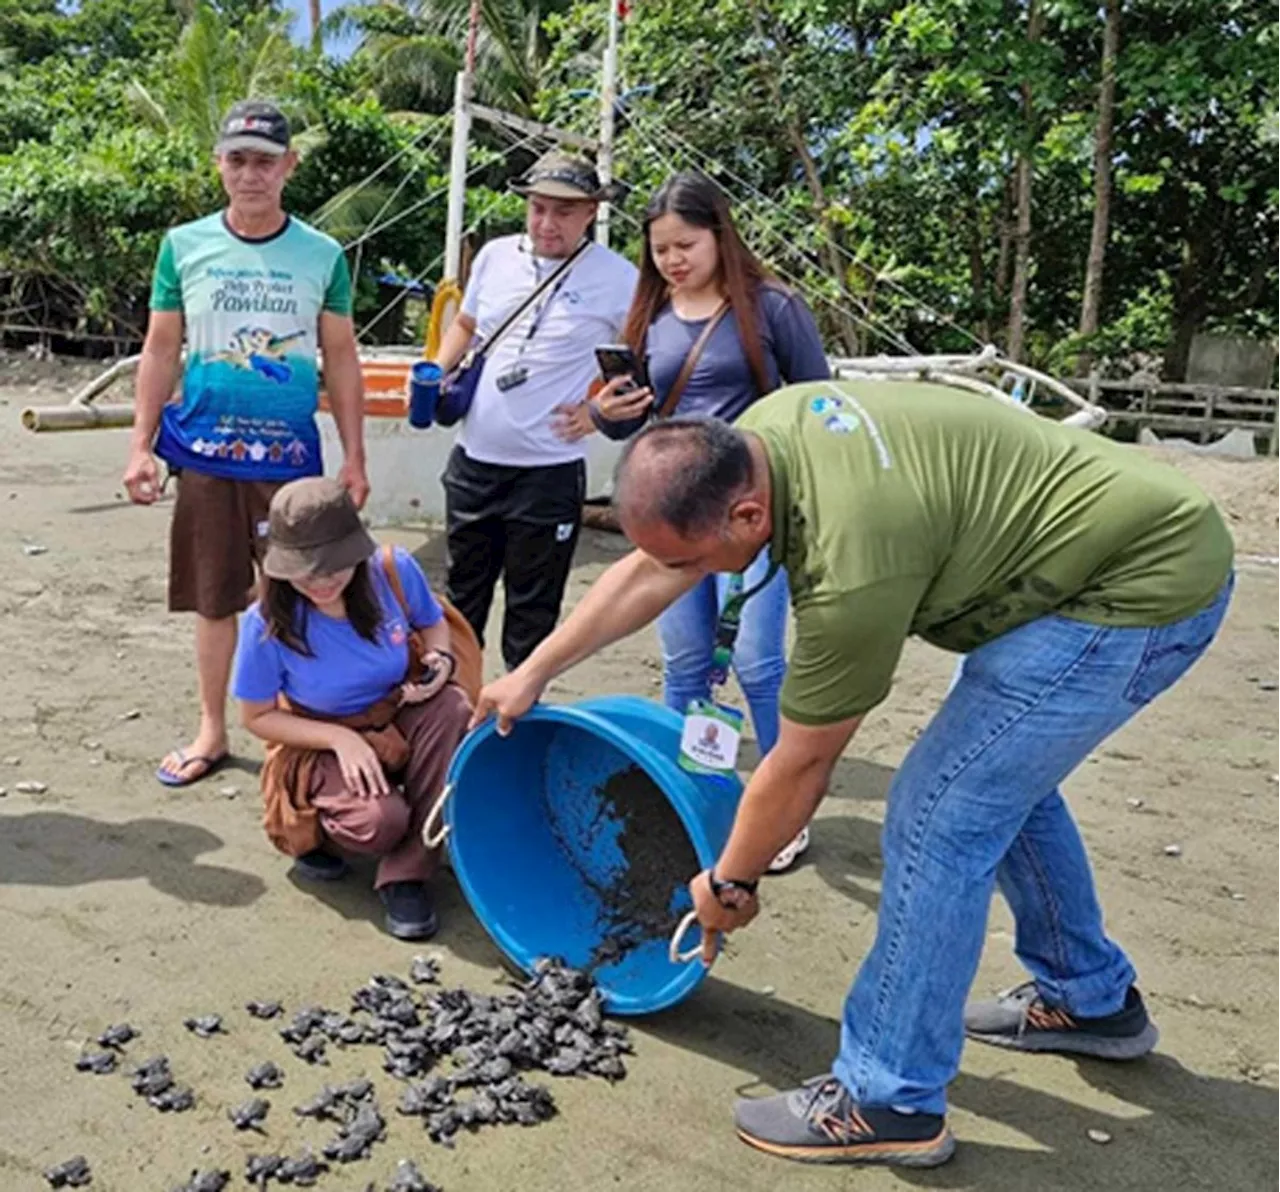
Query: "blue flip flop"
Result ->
[[155, 749, 230, 788]]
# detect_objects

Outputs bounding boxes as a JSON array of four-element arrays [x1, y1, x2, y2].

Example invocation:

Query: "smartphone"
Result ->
[[595, 344, 651, 394]]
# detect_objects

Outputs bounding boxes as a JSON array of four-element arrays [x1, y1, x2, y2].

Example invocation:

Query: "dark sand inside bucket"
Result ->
[[546, 763, 700, 970]]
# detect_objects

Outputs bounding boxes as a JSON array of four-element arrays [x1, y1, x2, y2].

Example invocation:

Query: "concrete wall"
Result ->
[[1187, 334, 1278, 388], [318, 413, 626, 527]]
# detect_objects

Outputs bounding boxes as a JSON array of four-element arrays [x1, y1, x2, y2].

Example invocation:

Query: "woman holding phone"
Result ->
[[592, 171, 830, 872]]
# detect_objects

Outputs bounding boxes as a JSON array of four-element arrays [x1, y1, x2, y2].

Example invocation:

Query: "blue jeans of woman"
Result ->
[[833, 577, 1234, 1114], [656, 547, 788, 754]]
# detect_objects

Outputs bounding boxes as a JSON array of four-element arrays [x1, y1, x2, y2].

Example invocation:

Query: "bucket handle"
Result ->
[[423, 783, 454, 849], [668, 911, 708, 965]]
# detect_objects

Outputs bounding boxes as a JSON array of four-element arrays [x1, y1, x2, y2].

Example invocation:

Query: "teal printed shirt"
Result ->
[[150, 212, 352, 482]]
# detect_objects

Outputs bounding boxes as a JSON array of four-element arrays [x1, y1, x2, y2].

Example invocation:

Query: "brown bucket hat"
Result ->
[[262, 478, 377, 581], [510, 150, 617, 202]]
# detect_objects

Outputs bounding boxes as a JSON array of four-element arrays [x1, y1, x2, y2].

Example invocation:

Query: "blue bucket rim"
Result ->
[[443, 702, 715, 1014]]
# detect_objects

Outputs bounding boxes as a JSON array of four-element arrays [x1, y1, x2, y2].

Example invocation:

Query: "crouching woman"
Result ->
[[232, 477, 475, 941]]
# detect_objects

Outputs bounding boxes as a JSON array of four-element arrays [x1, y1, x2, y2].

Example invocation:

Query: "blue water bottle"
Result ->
[[408, 360, 443, 429]]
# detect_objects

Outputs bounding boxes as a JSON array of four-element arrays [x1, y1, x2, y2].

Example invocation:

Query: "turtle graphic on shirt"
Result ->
[[209, 326, 306, 383]]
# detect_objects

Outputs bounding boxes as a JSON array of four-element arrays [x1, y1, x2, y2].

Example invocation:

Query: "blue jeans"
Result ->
[[656, 548, 788, 754], [833, 577, 1234, 1114]]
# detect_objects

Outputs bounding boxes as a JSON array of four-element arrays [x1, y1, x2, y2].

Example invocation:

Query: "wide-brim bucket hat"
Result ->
[[262, 477, 377, 581], [510, 150, 618, 202]]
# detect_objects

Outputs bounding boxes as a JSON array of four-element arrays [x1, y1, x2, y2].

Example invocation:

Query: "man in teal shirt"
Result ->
[[473, 379, 1233, 1168], [123, 99, 370, 788]]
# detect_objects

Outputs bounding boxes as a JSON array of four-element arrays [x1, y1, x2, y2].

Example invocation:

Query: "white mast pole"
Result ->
[[444, 2, 482, 282], [596, 0, 620, 247]]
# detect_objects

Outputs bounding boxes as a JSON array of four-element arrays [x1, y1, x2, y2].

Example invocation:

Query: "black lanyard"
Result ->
[[708, 561, 781, 686], [513, 246, 580, 358]]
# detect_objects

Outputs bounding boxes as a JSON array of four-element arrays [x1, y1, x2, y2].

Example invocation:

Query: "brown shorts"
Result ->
[[168, 470, 282, 619]]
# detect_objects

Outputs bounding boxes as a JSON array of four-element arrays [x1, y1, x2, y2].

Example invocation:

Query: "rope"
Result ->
[[617, 120, 918, 355], [623, 115, 916, 354], [604, 201, 909, 357], [344, 129, 540, 251], [313, 121, 449, 231], [627, 111, 986, 351], [353, 176, 519, 342]]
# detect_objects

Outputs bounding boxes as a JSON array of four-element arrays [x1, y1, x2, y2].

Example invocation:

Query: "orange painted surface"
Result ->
[[322, 359, 606, 420], [320, 359, 413, 419]]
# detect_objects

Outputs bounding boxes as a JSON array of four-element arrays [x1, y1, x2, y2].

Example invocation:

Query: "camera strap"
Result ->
[[472, 237, 592, 366]]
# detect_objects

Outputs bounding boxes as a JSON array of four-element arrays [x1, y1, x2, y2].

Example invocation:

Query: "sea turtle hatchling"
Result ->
[[409, 956, 441, 985], [130, 1056, 174, 1098], [335, 1077, 376, 1102], [228, 1097, 270, 1131], [386, 1159, 441, 1192], [322, 1102, 386, 1164], [43, 1156, 92, 1188], [245, 1000, 283, 1020], [169, 1170, 230, 1192], [246, 1061, 285, 1090], [183, 1014, 225, 1039], [276, 1148, 328, 1186], [74, 1050, 117, 1075], [293, 1085, 342, 1119], [244, 1154, 283, 1190], [96, 1023, 139, 1049], [292, 1035, 328, 1065], [149, 1084, 196, 1113]]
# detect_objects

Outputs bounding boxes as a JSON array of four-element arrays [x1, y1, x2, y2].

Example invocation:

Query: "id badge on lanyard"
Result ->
[[677, 563, 780, 776]]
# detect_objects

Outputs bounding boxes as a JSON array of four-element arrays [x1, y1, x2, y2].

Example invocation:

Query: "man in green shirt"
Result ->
[[473, 379, 1234, 1167]]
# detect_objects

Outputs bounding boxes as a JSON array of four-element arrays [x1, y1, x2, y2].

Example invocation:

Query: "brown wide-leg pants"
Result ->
[[307, 686, 470, 888]]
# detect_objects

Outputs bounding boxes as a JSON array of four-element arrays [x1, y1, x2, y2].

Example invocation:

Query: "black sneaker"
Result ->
[[734, 1075, 955, 1167], [378, 881, 439, 941], [291, 849, 349, 882], [964, 981, 1159, 1059]]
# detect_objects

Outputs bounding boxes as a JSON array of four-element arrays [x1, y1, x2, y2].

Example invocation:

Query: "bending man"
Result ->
[[472, 379, 1233, 1168]]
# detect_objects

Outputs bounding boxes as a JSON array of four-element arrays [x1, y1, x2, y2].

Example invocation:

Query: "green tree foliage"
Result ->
[[0, 0, 1274, 375], [326, 0, 578, 116]]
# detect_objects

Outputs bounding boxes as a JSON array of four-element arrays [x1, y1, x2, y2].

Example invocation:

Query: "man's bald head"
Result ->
[[613, 417, 757, 538]]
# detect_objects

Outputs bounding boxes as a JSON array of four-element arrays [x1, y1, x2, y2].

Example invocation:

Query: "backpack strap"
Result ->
[[656, 301, 730, 419]]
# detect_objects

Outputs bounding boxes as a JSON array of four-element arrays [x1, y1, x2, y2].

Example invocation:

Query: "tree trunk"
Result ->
[[1162, 306, 1201, 382], [309, 0, 322, 53], [1077, 0, 1121, 358], [995, 176, 1013, 300], [1006, 0, 1045, 363], [969, 204, 989, 342], [748, 0, 862, 355]]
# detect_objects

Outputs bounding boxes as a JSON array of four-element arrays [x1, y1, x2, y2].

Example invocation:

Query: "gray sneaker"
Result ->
[[734, 1075, 955, 1167], [965, 981, 1159, 1059]]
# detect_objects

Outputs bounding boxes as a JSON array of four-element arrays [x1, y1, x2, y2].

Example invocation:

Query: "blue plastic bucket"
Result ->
[[437, 696, 742, 1015]]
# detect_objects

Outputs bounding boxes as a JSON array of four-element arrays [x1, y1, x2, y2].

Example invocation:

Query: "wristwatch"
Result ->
[[709, 870, 758, 910]]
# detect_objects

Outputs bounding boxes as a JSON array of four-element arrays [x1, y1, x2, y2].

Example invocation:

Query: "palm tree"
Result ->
[[326, 0, 577, 117], [125, 1, 311, 155]]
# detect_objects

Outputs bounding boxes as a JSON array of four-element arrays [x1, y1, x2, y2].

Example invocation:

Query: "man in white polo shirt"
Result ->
[[430, 152, 638, 669]]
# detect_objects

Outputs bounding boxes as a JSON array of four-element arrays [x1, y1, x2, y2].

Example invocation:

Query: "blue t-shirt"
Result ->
[[149, 211, 353, 482], [232, 548, 442, 717], [594, 285, 830, 439]]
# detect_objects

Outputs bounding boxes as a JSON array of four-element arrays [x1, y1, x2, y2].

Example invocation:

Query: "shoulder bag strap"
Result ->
[[655, 300, 730, 419], [380, 544, 412, 621], [469, 238, 592, 364]]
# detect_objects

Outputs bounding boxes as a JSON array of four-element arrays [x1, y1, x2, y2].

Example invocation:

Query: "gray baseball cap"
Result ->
[[216, 100, 291, 156]]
